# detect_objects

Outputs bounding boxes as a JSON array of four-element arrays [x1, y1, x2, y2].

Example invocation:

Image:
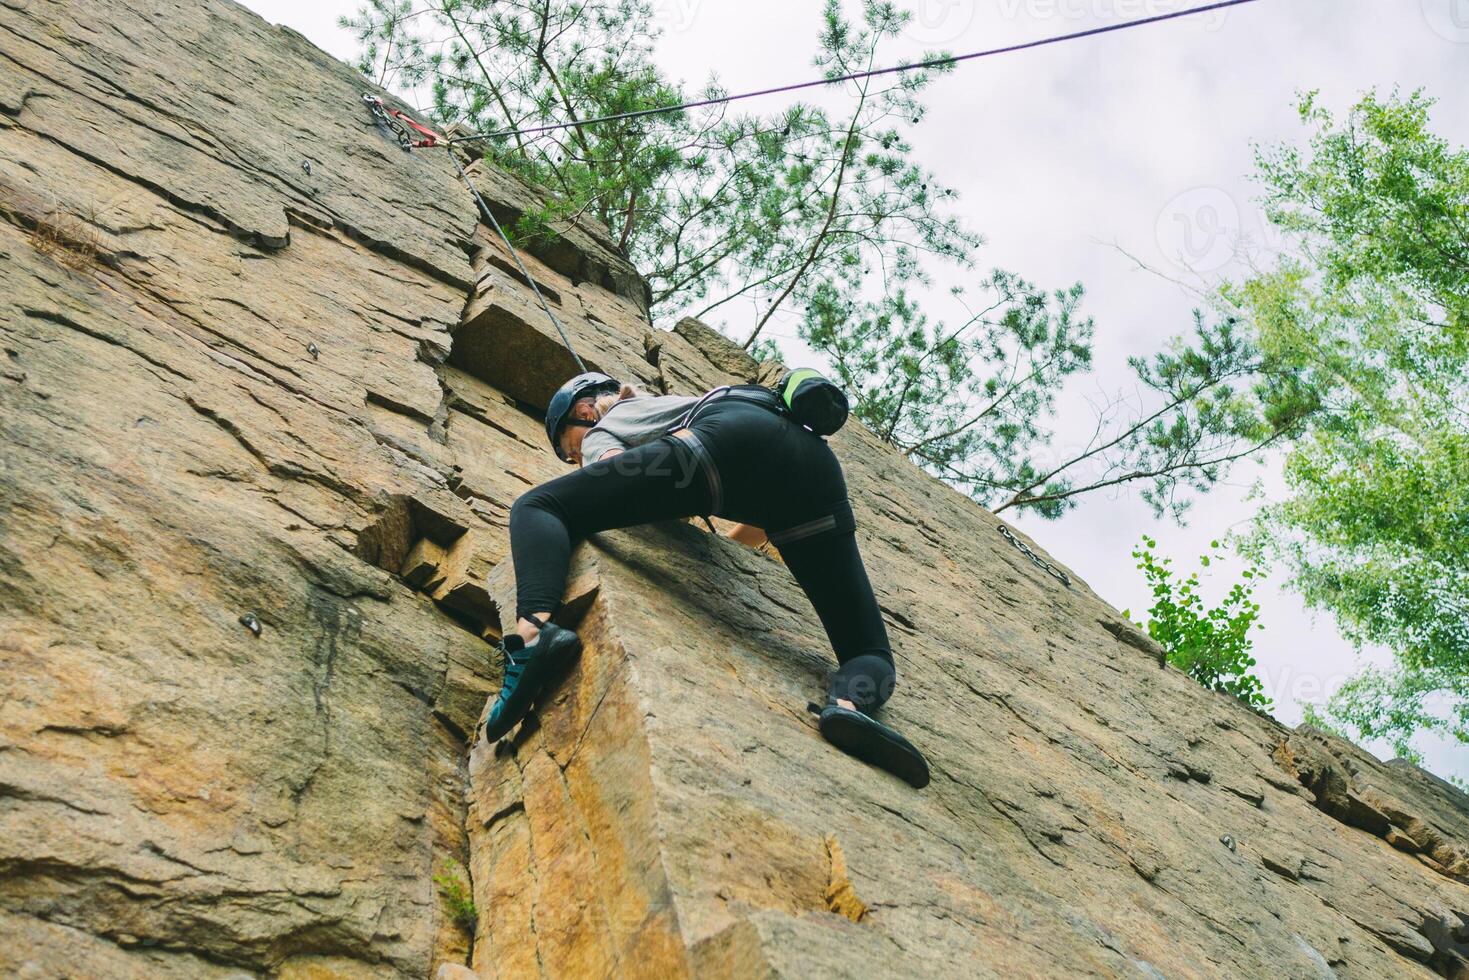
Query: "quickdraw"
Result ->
[[362, 93, 445, 149], [997, 525, 1071, 589]]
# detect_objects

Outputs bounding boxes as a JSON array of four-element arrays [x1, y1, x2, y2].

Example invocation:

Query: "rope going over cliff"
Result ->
[[362, 93, 591, 374], [363, 0, 1265, 374], [445, 0, 1263, 146]]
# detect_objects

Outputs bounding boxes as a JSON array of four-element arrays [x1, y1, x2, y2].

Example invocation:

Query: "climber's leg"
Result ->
[[509, 433, 712, 624], [692, 401, 896, 696], [827, 654, 898, 714], [487, 436, 713, 744], [769, 502, 929, 789], [770, 509, 896, 711]]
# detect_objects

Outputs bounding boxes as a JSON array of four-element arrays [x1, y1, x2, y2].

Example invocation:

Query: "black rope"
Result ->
[[447, 148, 589, 374], [448, 0, 1263, 146]]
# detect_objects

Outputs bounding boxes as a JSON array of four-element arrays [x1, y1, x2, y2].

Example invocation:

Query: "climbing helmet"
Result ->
[[545, 371, 620, 461]]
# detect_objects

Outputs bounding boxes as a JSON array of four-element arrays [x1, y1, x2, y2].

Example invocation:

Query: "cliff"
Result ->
[[0, 1, 1466, 977]]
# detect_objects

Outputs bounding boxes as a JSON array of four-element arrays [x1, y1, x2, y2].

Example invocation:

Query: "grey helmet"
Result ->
[[545, 372, 620, 460]]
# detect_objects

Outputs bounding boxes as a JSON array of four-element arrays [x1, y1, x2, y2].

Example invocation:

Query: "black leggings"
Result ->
[[508, 397, 896, 709]]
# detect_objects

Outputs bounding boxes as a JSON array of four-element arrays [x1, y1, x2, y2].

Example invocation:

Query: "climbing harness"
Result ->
[[672, 384, 786, 431], [997, 524, 1071, 589], [668, 371, 848, 436]]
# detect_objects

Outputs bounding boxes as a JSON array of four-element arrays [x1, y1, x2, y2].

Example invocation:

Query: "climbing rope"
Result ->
[[446, 0, 1263, 146], [365, 94, 589, 373], [446, 149, 589, 374], [998, 525, 1072, 588], [363, 0, 1263, 375]]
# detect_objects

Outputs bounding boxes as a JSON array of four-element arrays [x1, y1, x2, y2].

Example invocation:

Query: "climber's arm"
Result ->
[[579, 427, 628, 467], [726, 523, 768, 547], [587, 447, 624, 465]]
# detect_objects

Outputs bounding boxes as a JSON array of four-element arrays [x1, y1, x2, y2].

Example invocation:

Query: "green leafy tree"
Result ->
[[345, 0, 1305, 521], [1126, 536, 1270, 709], [809, 283, 1312, 519], [1226, 89, 1468, 758], [342, 0, 977, 332]]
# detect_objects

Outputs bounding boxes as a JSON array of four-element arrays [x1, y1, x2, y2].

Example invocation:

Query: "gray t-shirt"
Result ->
[[580, 394, 700, 464]]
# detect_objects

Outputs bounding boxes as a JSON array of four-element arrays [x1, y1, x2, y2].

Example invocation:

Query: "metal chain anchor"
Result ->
[[362, 93, 444, 149], [997, 525, 1071, 588], [363, 94, 411, 149]]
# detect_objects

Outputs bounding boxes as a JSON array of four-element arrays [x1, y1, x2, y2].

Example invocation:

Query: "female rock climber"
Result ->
[[482, 371, 930, 788]]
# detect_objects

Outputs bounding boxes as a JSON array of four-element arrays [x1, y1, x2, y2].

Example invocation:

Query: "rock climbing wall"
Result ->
[[1, 1, 1466, 978]]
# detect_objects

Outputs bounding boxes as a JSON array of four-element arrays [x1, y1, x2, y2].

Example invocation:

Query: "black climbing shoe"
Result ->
[[482, 616, 582, 743], [817, 703, 930, 789]]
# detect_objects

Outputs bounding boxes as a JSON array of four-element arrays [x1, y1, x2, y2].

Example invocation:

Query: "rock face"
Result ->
[[0, 1, 1465, 978]]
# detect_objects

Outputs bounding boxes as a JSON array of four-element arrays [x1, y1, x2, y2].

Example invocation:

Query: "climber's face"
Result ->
[[558, 400, 599, 464], [560, 425, 587, 465]]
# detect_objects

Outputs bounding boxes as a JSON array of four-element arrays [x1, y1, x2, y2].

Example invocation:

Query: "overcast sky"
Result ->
[[237, 0, 1467, 782]]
